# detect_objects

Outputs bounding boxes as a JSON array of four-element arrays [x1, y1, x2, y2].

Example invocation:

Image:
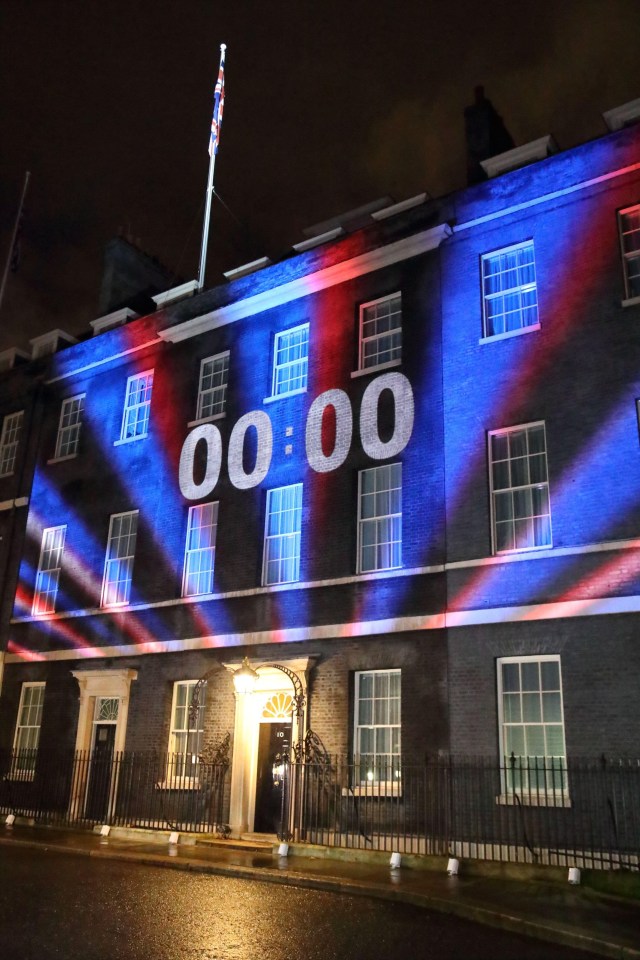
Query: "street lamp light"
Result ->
[[232, 657, 259, 696]]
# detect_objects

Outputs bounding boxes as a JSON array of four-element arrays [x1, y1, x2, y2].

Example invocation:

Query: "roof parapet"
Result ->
[[151, 280, 200, 307], [480, 135, 558, 179], [292, 227, 345, 253], [160, 222, 452, 344], [0, 347, 30, 373], [603, 98, 640, 132], [29, 329, 77, 360], [372, 193, 430, 221], [90, 307, 138, 336], [223, 257, 272, 282]]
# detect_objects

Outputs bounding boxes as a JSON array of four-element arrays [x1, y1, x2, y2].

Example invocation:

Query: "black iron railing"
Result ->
[[0, 748, 230, 835], [1, 749, 638, 870], [290, 754, 640, 869]]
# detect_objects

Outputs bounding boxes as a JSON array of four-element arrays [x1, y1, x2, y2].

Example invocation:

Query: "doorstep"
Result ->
[[197, 833, 274, 852], [91, 825, 273, 852]]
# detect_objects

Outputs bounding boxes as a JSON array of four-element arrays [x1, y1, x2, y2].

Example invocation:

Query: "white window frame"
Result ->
[[116, 369, 153, 444], [262, 483, 303, 586], [32, 524, 67, 616], [11, 682, 45, 779], [357, 292, 402, 373], [53, 394, 85, 460], [0, 410, 24, 477], [488, 421, 552, 555], [167, 680, 206, 785], [497, 655, 568, 804], [195, 351, 229, 423], [182, 502, 219, 597], [481, 240, 539, 341], [357, 463, 402, 573], [101, 510, 138, 607], [618, 203, 640, 303], [270, 324, 309, 399], [353, 669, 401, 791]]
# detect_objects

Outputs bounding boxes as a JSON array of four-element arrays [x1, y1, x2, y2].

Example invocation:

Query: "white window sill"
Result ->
[[494, 543, 552, 557], [156, 779, 201, 792], [358, 562, 402, 576], [621, 295, 640, 308], [479, 323, 540, 344], [496, 793, 571, 808], [47, 454, 78, 465], [113, 434, 148, 447], [187, 413, 226, 428], [100, 600, 131, 610], [342, 783, 403, 798], [261, 578, 300, 588], [263, 387, 308, 404], [351, 359, 401, 379], [0, 471, 15, 479]]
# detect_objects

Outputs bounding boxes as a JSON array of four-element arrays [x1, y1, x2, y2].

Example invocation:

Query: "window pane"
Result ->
[[501, 662, 520, 692], [621, 207, 640, 296], [0, 411, 24, 476], [102, 512, 138, 606], [505, 726, 525, 757], [492, 459, 510, 490], [12, 684, 45, 775], [33, 525, 67, 615], [522, 692, 542, 723], [263, 484, 302, 584], [359, 728, 374, 755], [272, 326, 309, 396], [541, 660, 560, 690], [525, 726, 545, 758], [198, 353, 229, 419], [545, 725, 565, 756], [503, 693, 522, 723], [521, 661, 540, 691], [354, 670, 400, 782], [120, 372, 153, 440], [491, 423, 551, 553], [542, 692, 562, 722], [482, 243, 537, 337], [183, 502, 219, 597], [358, 464, 402, 573], [359, 294, 402, 369], [499, 657, 566, 795], [495, 521, 514, 552], [358, 698, 372, 725]]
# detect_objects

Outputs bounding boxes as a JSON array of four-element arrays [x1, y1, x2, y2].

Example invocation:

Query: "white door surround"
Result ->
[[70, 669, 137, 818], [223, 657, 313, 836], [71, 669, 138, 755]]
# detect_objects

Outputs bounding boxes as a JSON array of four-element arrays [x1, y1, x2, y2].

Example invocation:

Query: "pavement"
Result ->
[[0, 822, 638, 959]]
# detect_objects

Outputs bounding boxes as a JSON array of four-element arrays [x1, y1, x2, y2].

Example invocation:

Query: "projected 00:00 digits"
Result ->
[[178, 372, 414, 500]]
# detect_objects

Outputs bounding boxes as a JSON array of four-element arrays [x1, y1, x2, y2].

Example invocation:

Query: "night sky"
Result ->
[[1, 0, 639, 352]]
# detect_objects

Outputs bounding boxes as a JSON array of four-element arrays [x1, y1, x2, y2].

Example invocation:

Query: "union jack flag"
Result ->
[[209, 45, 226, 157]]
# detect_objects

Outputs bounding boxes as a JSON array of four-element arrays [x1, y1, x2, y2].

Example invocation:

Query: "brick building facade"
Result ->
[[1, 108, 639, 839]]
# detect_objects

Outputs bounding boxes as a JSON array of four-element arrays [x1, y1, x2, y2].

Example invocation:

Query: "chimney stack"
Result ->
[[464, 86, 514, 185]]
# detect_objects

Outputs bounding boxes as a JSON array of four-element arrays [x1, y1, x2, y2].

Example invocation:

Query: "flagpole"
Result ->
[[0, 170, 31, 318], [198, 44, 226, 291], [198, 141, 217, 291]]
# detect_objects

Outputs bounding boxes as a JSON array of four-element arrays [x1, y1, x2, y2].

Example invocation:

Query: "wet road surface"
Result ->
[[0, 846, 598, 960]]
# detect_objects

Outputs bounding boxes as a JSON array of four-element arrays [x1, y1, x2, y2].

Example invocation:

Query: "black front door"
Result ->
[[254, 722, 291, 834], [86, 724, 116, 821]]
